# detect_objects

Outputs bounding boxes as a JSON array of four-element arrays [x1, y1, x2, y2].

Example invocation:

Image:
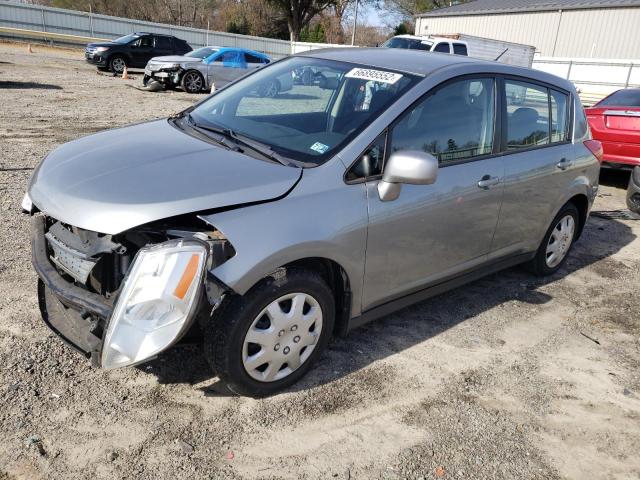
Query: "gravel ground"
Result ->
[[1, 41, 639, 480]]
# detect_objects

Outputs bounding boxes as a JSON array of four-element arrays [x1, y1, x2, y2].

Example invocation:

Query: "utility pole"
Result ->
[[351, 0, 359, 46]]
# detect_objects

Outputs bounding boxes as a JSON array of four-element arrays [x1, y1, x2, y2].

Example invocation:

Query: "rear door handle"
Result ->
[[556, 158, 574, 170], [477, 175, 500, 189]]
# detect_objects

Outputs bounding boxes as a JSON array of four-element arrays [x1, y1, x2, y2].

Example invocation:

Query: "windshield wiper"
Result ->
[[185, 113, 241, 152], [186, 114, 291, 167]]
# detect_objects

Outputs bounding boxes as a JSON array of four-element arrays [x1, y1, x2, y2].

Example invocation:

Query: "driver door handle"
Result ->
[[556, 158, 574, 170], [477, 175, 500, 189]]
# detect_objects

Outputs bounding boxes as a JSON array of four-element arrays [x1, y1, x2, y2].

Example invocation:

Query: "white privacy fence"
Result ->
[[0, 0, 347, 57], [533, 57, 640, 106]]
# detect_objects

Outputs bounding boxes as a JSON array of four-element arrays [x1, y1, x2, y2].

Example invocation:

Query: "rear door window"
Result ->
[[433, 42, 451, 53], [154, 36, 172, 49], [505, 80, 550, 149], [245, 53, 266, 64], [453, 43, 468, 56]]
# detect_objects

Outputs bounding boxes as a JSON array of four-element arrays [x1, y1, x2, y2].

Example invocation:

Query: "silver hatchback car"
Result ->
[[24, 48, 601, 396]]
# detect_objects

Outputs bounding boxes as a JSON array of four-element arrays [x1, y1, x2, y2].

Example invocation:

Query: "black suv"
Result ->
[[85, 32, 192, 74]]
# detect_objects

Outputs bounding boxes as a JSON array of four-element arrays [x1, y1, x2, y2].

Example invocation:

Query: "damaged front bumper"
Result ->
[[31, 216, 224, 368], [32, 216, 112, 365]]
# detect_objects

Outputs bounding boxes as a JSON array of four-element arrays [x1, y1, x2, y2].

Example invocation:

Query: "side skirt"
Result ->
[[347, 252, 535, 332]]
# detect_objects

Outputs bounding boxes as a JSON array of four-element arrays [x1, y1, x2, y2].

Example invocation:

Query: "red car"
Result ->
[[586, 88, 640, 213]]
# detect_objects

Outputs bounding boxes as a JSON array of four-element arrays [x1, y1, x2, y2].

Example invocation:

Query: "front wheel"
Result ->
[[204, 268, 335, 397], [181, 70, 204, 94], [527, 202, 579, 276], [108, 55, 127, 74]]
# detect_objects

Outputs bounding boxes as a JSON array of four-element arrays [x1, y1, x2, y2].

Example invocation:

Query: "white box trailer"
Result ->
[[450, 33, 535, 68], [381, 34, 535, 68]]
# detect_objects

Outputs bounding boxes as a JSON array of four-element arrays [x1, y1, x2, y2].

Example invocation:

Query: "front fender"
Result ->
[[200, 161, 368, 317]]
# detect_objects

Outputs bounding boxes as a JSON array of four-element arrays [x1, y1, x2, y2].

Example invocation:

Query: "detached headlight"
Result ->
[[101, 240, 207, 369], [95, 47, 110, 52]]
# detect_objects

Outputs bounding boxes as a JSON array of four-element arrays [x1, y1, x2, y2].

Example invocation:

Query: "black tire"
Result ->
[[204, 268, 335, 397], [142, 74, 150, 86], [181, 70, 204, 94], [626, 166, 640, 214], [108, 55, 127, 74], [527, 202, 580, 276]]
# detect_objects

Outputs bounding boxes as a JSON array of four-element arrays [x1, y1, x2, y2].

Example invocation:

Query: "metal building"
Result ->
[[415, 0, 640, 59]]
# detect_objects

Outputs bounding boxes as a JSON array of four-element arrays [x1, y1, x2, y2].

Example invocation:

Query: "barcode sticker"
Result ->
[[345, 68, 403, 85]]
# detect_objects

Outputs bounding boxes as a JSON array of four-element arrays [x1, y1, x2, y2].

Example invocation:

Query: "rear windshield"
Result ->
[[186, 47, 219, 59], [597, 89, 640, 107], [382, 37, 432, 51]]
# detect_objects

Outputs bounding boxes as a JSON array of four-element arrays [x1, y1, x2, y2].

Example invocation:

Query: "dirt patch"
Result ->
[[1, 42, 640, 480]]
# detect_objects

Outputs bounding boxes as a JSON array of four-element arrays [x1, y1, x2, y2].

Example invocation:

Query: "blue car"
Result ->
[[144, 46, 293, 95]]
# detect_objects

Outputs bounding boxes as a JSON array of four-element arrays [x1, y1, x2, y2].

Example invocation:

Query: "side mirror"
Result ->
[[378, 150, 438, 201]]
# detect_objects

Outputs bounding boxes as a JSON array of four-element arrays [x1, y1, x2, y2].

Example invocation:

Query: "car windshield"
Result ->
[[597, 89, 640, 107], [113, 34, 139, 44], [382, 37, 432, 51], [186, 47, 219, 59], [189, 56, 418, 166]]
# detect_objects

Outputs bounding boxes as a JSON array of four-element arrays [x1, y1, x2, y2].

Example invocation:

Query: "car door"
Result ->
[[206, 50, 246, 88], [129, 35, 154, 67], [360, 76, 505, 310], [491, 78, 575, 256]]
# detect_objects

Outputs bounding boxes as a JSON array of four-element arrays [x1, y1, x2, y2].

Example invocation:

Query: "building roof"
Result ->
[[416, 0, 640, 17]]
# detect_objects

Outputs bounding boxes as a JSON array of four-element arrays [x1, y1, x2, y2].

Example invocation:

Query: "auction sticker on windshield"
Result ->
[[345, 68, 403, 85]]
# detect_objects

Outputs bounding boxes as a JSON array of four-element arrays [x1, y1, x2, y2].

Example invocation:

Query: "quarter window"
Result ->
[[550, 89, 569, 142], [453, 43, 468, 56], [389, 77, 496, 165], [505, 80, 550, 149], [346, 132, 386, 181]]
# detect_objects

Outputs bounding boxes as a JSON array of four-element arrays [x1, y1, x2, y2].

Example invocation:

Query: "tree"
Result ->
[[393, 22, 409, 36], [267, 0, 336, 42]]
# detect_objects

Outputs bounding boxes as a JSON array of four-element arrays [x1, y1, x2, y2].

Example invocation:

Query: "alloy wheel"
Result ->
[[111, 57, 125, 73], [184, 72, 203, 93], [545, 214, 575, 268], [242, 292, 323, 382]]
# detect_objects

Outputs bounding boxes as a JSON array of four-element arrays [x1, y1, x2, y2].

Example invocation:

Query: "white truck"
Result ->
[[381, 34, 535, 68]]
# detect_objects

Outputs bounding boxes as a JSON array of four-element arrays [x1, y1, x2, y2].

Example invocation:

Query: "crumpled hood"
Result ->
[[149, 55, 201, 64], [28, 120, 301, 234]]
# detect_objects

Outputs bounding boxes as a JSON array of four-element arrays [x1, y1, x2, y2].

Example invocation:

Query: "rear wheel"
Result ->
[[108, 55, 126, 74], [527, 202, 579, 276], [181, 70, 204, 94], [204, 268, 334, 397]]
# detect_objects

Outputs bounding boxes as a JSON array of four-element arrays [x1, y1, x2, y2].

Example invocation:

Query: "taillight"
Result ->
[[584, 139, 603, 163]]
